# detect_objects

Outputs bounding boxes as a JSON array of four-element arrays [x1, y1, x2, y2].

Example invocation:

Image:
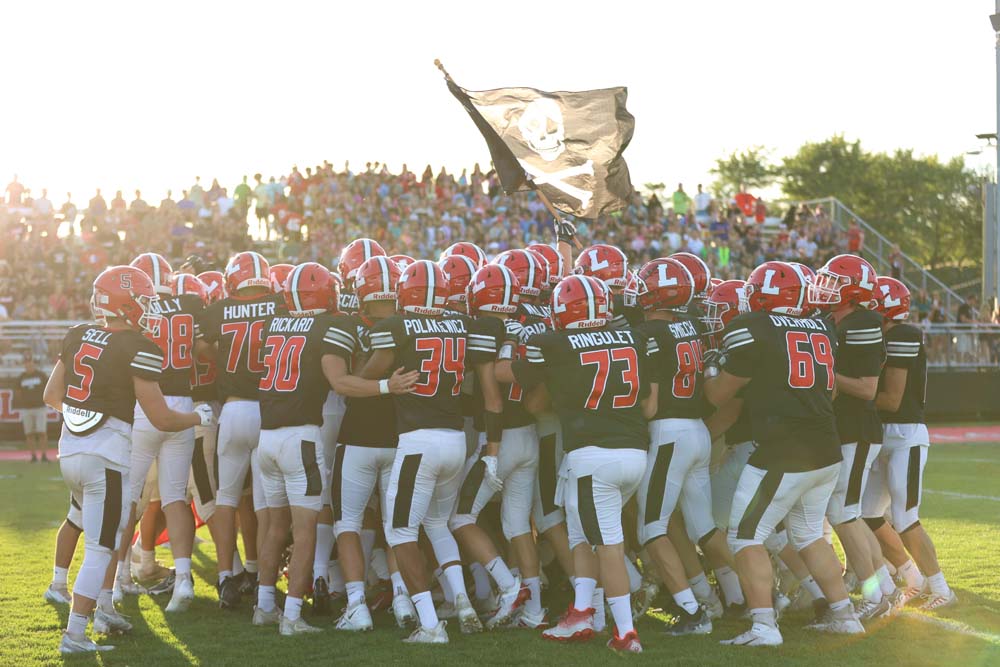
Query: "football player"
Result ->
[[573, 244, 642, 330], [197, 250, 277, 609], [504, 274, 651, 654], [440, 241, 488, 270], [705, 261, 862, 646], [864, 276, 955, 609], [43, 266, 212, 654], [361, 260, 492, 643], [809, 254, 896, 619]]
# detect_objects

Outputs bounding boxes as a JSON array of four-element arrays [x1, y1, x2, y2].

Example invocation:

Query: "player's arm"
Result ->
[[523, 383, 551, 414], [134, 377, 202, 431], [43, 360, 66, 412], [704, 324, 753, 406], [476, 360, 503, 457], [554, 218, 576, 275], [875, 367, 907, 412], [643, 383, 659, 420], [834, 373, 879, 401], [875, 327, 918, 412], [837, 322, 885, 401], [326, 353, 418, 397], [704, 371, 749, 407], [704, 396, 743, 440]]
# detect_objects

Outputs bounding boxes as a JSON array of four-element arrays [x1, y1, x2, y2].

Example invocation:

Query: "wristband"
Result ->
[[484, 410, 503, 443], [498, 342, 516, 361], [379, 379, 390, 395]]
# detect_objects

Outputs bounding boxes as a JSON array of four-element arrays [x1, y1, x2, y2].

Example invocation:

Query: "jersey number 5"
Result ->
[[66, 343, 103, 402], [581, 347, 639, 409], [413, 337, 465, 397], [786, 331, 835, 390]]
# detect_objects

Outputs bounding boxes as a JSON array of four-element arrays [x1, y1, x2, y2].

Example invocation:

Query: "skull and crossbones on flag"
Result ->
[[441, 74, 635, 219]]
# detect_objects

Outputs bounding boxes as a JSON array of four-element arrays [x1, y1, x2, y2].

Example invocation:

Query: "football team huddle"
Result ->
[[41, 217, 954, 654]]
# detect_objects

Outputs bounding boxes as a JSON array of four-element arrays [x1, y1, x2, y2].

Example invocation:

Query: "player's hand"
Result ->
[[554, 218, 576, 244], [194, 403, 216, 427], [388, 367, 421, 394], [482, 455, 503, 493], [503, 318, 524, 344], [702, 348, 722, 367]]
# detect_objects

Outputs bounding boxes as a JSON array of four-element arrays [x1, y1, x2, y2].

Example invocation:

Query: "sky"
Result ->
[[0, 0, 996, 203]]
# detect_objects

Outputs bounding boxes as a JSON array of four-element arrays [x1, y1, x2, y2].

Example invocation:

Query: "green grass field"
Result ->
[[1, 443, 998, 667]]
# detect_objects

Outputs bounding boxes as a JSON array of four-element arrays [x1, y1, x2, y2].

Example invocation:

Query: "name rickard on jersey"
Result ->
[[568, 329, 636, 350], [404, 318, 467, 336], [269, 317, 315, 333], [223, 301, 277, 320]]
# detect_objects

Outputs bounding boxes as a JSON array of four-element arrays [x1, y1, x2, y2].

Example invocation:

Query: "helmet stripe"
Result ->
[[363, 239, 372, 261], [290, 265, 303, 313], [425, 262, 435, 309], [379, 256, 390, 292], [577, 275, 596, 321], [787, 262, 808, 313], [251, 252, 262, 281], [502, 266, 512, 307]]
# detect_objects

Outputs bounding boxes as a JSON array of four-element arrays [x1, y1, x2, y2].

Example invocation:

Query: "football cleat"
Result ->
[[473, 593, 500, 619], [436, 600, 457, 619], [665, 606, 713, 636], [135, 561, 172, 583], [403, 620, 449, 644], [252, 605, 281, 626], [719, 622, 783, 647], [93, 608, 133, 635], [392, 593, 417, 629], [113, 579, 146, 605], [701, 589, 724, 620], [631, 580, 659, 618], [594, 601, 606, 633], [806, 606, 866, 634], [542, 606, 595, 642], [218, 576, 242, 611], [920, 589, 958, 611], [455, 593, 483, 634], [147, 571, 176, 596], [335, 600, 374, 632], [855, 595, 893, 621], [485, 578, 528, 629], [44, 584, 72, 605], [506, 606, 549, 629], [774, 591, 791, 619], [723, 603, 749, 621], [165, 575, 194, 613], [368, 583, 393, 613], [899, 585, 927, 607], [607, 629, 643, 653], [842, 570, 859, 594], [279, 615, 323, 636], [59, 632, 114, 654], [237, 571, 258, 597], [312, 577, 331, 615]]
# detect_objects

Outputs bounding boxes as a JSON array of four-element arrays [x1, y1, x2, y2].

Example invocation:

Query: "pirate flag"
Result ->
[[441, 71, 635, 219]]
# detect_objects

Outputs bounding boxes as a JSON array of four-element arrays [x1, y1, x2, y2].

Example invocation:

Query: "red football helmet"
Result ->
[[338, 238, 387, 283], [703, 280, 747, 332], [809, 254, 877, 308], [788, 262, 816, 284], [284, 262, 339, 316], [390, 254, 416, 272], [550, 275, 612, 330], [669, 252, 711, 298], [745, 261, 809, 316], [468, 264, 520, 315], [439, 254, 479, 313], [354, 256, 401, 304], [269, 263, 294, 293], [624, 270, 640, 308], [574, 244, 628, 289], [636, 258, 694, 312], [494, 249, 544, 297], [398, 259, 448, 316], [526, 243, 564, 287], [196, 270, 227, 303], [129, 252, 173, 295], [440, 241, 487, 269], [709, 277, 723, 291], [225, 251, 271, 294], [875, 276, 911, 321], [92, 266, 161, 334], [330, 270, 344, 293], [171, 273, 208, 304]]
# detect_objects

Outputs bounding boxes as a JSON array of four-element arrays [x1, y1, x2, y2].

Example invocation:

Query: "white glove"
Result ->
[[482, 455, 503, 493], [194, 403, 216, 428]]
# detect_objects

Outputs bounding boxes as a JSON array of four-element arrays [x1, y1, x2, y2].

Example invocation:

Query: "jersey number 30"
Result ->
[[581, 347, 639, 409], [260, 335, 306, 392]]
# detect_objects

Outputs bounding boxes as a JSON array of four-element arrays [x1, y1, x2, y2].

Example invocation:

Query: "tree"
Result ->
[[709, 146, 776, 196]]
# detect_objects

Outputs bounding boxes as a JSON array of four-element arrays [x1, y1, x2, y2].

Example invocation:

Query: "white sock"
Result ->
[[360, 529, 375, 579], [329, 560, 346, 593], [244, 560, 258, 575], [714, 566, 745, 605], [829, 597, 851, 612], [688, 572, 713, 602], [53, 566, 69, 586], [673, 587, 700, 614], [284, 596, 303, 622], [470, 562, 492, 600], [371, 548, 390, 581], [435, 567, 454, 603], [861, 575, 882, 603], [800, 575, 824, 600], [524, 576, 542, 615], [607, 593, 633, 635], [412, 590, 439, 630], [390, 571, 409, 596], [97, 589, 113, 612], [232, 549, 245, 576], [443, 564, 468, 600], [574, 576, 597, 610], [592, 588, 605, 628], [258, 584, 277, 612], [117, 555, 132, 583], [313, 525, 334, 582], [510, 567, 521, 579], [175, 557, 192, 577], [927, 571, 950, 596], [485, 556, 516, 590], [751, 607, 777, 628], [346, 580, 366, 606], [897, 559, 925, 590], [140, 548, 155, 568], [624, 558, 642, 593], [876, 565, 895, 596], [67, 611, 89, 636], [219, 569, 233, 583]]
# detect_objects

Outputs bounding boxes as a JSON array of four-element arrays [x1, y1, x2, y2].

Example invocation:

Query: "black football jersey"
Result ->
[[59, 324, 163, 427], [725, 392, 753, 446], [878, 323, 926, 424], [189, 349, 217, 403], [513, 327, 651, 452], [609, 292, 644, 331], [832, 309, 886, 445], [146, 294, 205, 397], [371, 313, 493, 434], [339, 290, 360, 315], [639, 316, 710, 420], [198, 294, 280, 401], [258, 313, 339, 430], [327, 313, 398, 447], [721, 311, 841, 472]]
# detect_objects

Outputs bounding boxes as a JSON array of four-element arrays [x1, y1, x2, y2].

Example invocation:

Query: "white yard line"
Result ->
[[900, 611, 1000, 645], [925, 489, 1000, 502]]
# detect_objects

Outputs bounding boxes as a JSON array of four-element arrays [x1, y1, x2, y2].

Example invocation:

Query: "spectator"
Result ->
[[234, 175, 252, 220], [59, 193, 77, 227], [694, 183, 711, 223], [190, 176, 205, 207], [734, 185, 755, 220], [130, 190, 150, 216], [914, 288, 931, 322], [87, 188, 107, 219], [6, 174, 24, 206], [34, 189, 53, 219], [847, 219, 864, 254], [14, 355, 49, 463], [672, 183, 691, 217], [754, 197, 767, 224], [889, 244, 903, 279], [956, 294, 977, 364]]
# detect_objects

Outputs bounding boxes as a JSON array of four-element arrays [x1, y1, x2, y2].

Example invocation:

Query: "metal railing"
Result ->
[[800, 197, 967, 321], [922, 323, 1000, 370], [0, 320, 80, 377]]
